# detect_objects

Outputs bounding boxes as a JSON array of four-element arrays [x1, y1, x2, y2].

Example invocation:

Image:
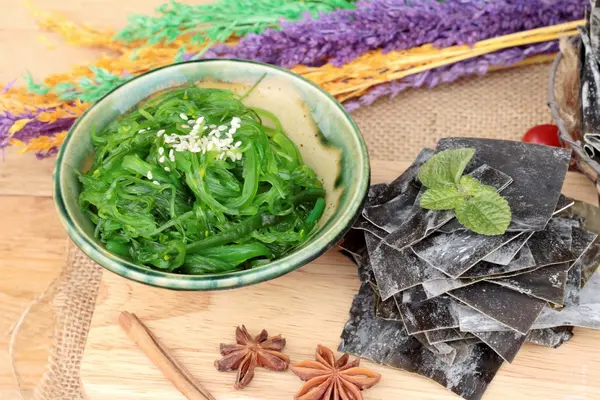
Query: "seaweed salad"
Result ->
[[78, 86, 326, 274]]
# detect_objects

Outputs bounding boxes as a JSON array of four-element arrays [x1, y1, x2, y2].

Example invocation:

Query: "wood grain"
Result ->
[[81, 161, 600, 400]]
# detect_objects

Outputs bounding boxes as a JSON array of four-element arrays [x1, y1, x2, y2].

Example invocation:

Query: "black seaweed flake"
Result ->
[[460, 244, 536, 279], [375, 291, 403, 321], [526, 326, 574, 348], [526, 223, 575, 267], [487, 262, 571, 306], [367, 148, 433, 207], [421, 277, 481, 299], [366, 232, 444, 300], [481, 231, 533, 266], [396, 294, 460, 334], [449, 282, 546, 334], [425, 329, 471, 345], [382, 164, 513, 252], [471, 330, 527, 363], [554, 195, 575, 215], [436, 138, 571, 231], [411, 229, 521, 278], [339, 283, 504, 400], [533, 269, 600, 330], [338, 228, 366, 258]]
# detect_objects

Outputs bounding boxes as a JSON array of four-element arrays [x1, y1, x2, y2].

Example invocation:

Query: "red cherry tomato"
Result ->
[[521, 124, 562, 147]]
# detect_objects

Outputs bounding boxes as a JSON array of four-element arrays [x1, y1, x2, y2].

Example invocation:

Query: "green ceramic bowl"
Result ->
[[54, 59, 370, 290]]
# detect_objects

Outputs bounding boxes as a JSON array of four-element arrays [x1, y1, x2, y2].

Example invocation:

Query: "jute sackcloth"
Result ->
[[11, 62, 554, 400]]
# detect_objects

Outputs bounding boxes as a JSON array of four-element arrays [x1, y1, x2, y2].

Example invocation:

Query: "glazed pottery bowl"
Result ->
[[54, 59, 370, 290]]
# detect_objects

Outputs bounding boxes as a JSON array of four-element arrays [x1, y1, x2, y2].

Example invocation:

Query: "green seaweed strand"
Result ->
[[78, 86, 326, 274]]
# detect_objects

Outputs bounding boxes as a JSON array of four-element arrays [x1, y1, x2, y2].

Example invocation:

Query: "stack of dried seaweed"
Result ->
[[338, 138, 600, 400]]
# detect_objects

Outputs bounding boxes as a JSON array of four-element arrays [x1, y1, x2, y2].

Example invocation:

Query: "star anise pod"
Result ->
[[291, 345, 381, 400], [214, 325, 289, 389]]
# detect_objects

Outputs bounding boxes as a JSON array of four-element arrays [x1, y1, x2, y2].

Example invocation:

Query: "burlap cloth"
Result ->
[[10, 63, 555, 400]]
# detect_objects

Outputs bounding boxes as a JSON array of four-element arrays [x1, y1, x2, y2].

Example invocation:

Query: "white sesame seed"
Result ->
[[228, 128, 236, 135], [153, 180, 160, 185], [209, 124, 216, 129], [235, 141, 242, 147], [180, 113, 188, 120], [159, 156, 166, 163], [169, 149, 174, 158], [164, 167, 171, 172], [236, 152, 243, 160], [147, 171, 153, 179], [218, 125, 227, 131], [203, 126, 208, 130], [157, 130, 164, 137], [158, 147, 165, 155], [138, 129, 145, 133], [181, 124, 190, 129]]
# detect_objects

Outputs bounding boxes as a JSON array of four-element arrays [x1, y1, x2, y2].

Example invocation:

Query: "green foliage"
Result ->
[[418, 148, 511, 235], [113, 0, 357, 46]]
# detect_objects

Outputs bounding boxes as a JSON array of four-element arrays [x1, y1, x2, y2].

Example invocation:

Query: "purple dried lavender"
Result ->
[[0, 109, 75, 159], [201, 0, 586, 68], [343, 40, 559, 112]]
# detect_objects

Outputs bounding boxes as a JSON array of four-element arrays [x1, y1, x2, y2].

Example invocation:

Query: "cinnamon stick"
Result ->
[[118, 311, 216, 400]]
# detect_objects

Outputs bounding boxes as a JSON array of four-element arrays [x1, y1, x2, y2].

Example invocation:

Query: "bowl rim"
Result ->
[[54, 58, 370, 291]]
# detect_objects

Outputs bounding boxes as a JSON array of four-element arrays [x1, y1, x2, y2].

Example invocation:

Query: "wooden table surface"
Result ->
[[1, 1, 599, 400]]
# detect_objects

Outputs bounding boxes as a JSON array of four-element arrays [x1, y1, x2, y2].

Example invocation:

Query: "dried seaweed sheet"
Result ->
[[382, 164, 512, 252], [367, 149, 433, 207], [425, 328, 470, 344], [526, 223, 575, 267], [339, 283, 504, 400], [437, 219, 466, 234], [412, 229, 521, 278], [375, 291, 403, 321], [471, 330, 526, 363], [563, 262, 582, 305], [357, 253, 375, 284], [554, 195, 575, 215], [412, 333, 459, 365], [487, 262, 571, 305], [364, 194, 420, 234], [457, 304, 510, 333], [526, 326, 574, 348], [533, 270, 600, 329], [362, 150, 433, 233], [591, 2, 600, 65], [353, 215, 389, 240], [397, 295, 459, 334], [338, 228, 366, 257], [366, 232, 444, 300], [481, 232, 533, 266], [436, 138, 571, 231], [561, 227, 598, 305], [367, 183, 389, 205], [460, 244, 536, 279], [581, 242, 600, 285], [422, 277, 480, 299], [580, 26, 600, 140], [547, 218, 578, 249], [449, 281, 546, 334]]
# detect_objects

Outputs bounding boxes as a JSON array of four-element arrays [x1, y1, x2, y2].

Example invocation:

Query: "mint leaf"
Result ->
[[420, 187, 465, 210], [455, 191, 512, 235], [418, 148, 476, 188], [459, 175, 497, 196]]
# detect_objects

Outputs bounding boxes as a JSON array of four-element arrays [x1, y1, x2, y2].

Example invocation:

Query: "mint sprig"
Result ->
[[417, 148, 512, 235]]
